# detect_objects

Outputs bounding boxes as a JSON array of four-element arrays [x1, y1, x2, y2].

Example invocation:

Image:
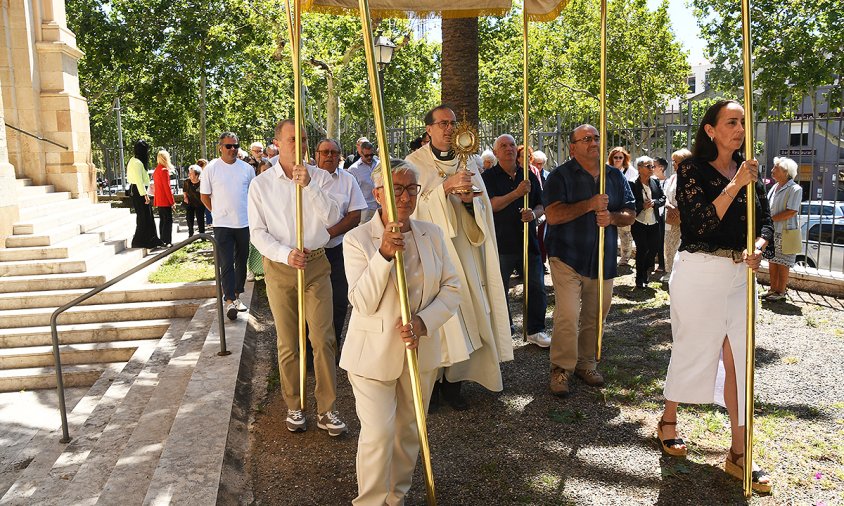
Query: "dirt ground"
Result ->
[[241, 266, 844, 506]]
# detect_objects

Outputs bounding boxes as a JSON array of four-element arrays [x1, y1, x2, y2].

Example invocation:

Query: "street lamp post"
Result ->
[[374, 35, 396, 95]]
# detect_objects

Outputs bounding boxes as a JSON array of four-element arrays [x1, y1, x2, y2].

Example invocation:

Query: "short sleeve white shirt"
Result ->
[[199, 158, 255, 228], [322, 168, 368, 248], [348, 158, 379, 211]]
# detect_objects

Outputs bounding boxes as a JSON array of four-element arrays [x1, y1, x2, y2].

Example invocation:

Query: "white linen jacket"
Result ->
[[340, 215, 461, 381]]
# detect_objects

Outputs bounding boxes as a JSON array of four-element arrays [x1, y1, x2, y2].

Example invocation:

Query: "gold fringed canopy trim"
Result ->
[[303, 0, 569, 19]]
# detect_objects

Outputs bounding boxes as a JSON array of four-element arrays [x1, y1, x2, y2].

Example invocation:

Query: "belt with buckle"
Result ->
[[307, 248, 325, 261], [708, 248, 744, 264]]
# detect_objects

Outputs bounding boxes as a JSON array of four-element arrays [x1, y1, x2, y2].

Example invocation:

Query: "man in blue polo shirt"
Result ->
[[482, 134, 550, 348], [543, 124, 635, 396]]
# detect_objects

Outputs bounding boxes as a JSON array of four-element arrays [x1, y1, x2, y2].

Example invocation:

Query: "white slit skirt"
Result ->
[[664, 250, 753, 426]]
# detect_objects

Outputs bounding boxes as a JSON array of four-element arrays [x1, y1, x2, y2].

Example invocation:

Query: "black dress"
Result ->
[[129, 181, 164, 249]]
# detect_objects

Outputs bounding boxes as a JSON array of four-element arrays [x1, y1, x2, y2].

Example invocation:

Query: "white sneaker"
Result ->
[[246, 272, 255, 282], [235, 299, 248, 312], [526, 331, 551, 348], [317, 411, 347, 436], [226, 302, 238, 321]]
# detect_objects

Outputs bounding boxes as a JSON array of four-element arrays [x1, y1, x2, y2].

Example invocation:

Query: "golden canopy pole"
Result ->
[[595, 0, 608, 361], [357, 0, 436, 503], [284, 0, 307, 411], [740, 0, 756, 497], [521, 10, 530, 343]]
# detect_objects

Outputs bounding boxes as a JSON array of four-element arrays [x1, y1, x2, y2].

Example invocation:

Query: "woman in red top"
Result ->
[[153, 149, 176, 246]]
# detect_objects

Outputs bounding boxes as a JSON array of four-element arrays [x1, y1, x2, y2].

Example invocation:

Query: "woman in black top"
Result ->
[[658, 100, 773, 493], [182, 165, 205, 236], [630, 156, 666, 288]]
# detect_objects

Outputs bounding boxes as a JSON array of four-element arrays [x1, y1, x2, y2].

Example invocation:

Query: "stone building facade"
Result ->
[[0, 0, 95, 242]]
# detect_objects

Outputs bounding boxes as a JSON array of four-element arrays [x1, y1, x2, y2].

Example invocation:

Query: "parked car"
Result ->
[[798, 200, 844, 229], [795, 220, 844, 272]]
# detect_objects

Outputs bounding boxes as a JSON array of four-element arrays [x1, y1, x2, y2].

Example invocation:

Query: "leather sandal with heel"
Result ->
[[656, 418, 687, 457], [724, 448, 772, 494]]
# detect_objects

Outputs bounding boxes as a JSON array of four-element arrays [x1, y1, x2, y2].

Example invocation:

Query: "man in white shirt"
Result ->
[[200, 132, 255, 321], [314, 138, 367, 349], [247, 120, 347, 436], [347, 141, 379, 223]]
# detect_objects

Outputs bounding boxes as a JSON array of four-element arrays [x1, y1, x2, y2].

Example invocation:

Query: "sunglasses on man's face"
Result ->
[[223, 143, 240, 150]]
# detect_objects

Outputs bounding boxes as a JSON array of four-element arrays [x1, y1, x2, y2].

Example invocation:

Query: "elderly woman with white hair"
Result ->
[[764, 156, 802, 300], [631, 155, 666, 289], [479, 149, 496, 172], [341, 159, 460, 505]]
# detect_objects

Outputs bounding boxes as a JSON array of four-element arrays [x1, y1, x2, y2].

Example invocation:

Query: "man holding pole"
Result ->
[[543, 124, 635, 396], [405, 104, 512, 410], [481, 134, 550, 347], [248, 119, 347, 435]]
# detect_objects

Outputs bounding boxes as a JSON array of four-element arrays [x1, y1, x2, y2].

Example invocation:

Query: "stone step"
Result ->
[[0, 343, 159, 501], [85, 212, 136, 244], [4, 209, 130, 248], [14, 178, 32, 188], [14, 191, 71, 209], [0, 319, 175, 349], [16, 185, 54, 198], [0, 300, 202, 329], [0, 242, 143, 293], [0, 282, 216, 311], [0, 341, 149, 370], [12, 203, 114, 235], [65, 303, 215, 505], [17, 198, 89, 221], [0, 364, 108, 392], [0, 240, 129, 277], [0, 233, 100, 262]]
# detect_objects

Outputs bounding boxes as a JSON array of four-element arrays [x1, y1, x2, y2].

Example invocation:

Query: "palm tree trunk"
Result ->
[[441, 17, 479, 126]]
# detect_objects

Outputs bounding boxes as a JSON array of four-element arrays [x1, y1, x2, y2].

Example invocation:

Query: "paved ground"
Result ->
[[244, 265, 844, 505]]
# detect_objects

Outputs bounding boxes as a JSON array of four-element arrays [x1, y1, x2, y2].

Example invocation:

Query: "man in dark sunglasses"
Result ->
[[200, 131, 255, 321]]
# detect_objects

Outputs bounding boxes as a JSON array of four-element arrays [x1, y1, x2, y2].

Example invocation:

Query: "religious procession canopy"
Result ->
[[303, 0, 570, 21]]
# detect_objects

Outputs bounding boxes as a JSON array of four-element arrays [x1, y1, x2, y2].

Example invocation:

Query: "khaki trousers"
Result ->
[[264, 254, 337, 413], [549, 258, 613, 372], [349, 363, 437, 506]]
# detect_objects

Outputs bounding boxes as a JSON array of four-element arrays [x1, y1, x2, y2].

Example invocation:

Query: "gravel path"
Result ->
[[243, 267, 844, 505]]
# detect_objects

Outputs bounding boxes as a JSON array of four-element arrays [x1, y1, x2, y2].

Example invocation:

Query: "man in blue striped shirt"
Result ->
[[542, 124, 635, 396]]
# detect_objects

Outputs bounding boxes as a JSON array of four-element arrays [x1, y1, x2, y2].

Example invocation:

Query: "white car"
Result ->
[[798, 200, 844, 230], [796, 220, 844, 272]]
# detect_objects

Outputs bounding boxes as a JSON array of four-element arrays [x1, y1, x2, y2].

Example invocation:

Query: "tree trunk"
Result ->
[[199, 69, 207, 160], [441, 18, 479, 127], [326, 74, 339, 139]]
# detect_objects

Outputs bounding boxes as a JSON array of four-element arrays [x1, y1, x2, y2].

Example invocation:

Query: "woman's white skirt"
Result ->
[[665, 250, 753, 426]]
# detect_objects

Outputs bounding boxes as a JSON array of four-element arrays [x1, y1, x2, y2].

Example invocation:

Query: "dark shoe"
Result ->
[[724, 449, 772, 494], [428, 382, 441, 414], [549, 367, 570, 397], [656, 418, 687, 457], [441, 379, 469, 411], [574, 368, 605, 387]]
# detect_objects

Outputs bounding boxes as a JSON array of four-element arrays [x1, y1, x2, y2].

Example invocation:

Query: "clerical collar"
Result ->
[[431, 144, 454, 161]]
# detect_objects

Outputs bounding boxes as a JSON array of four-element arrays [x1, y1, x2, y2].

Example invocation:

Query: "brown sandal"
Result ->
[[724, 449, 772, 494], [656, 418, 687, 457]]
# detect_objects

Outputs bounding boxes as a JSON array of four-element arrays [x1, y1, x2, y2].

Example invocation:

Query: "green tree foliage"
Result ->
[[67, 0, 439, 159], [692, 0, 843, 116], [479, 0, 690, 129]]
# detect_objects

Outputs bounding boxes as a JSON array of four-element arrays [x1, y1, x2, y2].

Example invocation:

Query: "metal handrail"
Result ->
[[49, 233, 228, 443]]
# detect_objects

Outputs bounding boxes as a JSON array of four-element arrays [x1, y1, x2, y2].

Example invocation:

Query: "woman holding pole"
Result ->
[[658, 100, 773, 493], [341, 159, 460, 505]]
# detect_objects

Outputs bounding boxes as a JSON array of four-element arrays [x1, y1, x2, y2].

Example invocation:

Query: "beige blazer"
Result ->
[[340, 215, 461, 381]]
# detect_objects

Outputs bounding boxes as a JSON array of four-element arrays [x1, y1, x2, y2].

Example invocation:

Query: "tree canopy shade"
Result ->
[[479, 0, 689, 126], [692, 0, 844, 115]]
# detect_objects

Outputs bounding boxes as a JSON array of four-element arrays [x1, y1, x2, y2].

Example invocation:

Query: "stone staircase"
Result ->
[[0, 178, 250, 503]]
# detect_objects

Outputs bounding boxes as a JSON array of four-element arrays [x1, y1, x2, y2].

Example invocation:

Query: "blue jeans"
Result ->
[[499, 252, 547, 334], [215, 227, 249, 302]]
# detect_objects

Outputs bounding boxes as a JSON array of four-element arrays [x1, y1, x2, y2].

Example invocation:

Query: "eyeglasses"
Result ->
[[361, 153, 374, 159], [222, 143, 240, 150], [641, 164, 655, 169], [572, 135, 600, 144], [317, 149, 341, 156], [431, 120, 458, 130], [612, 155, 624, 160], [377, 183, 422, 196]]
